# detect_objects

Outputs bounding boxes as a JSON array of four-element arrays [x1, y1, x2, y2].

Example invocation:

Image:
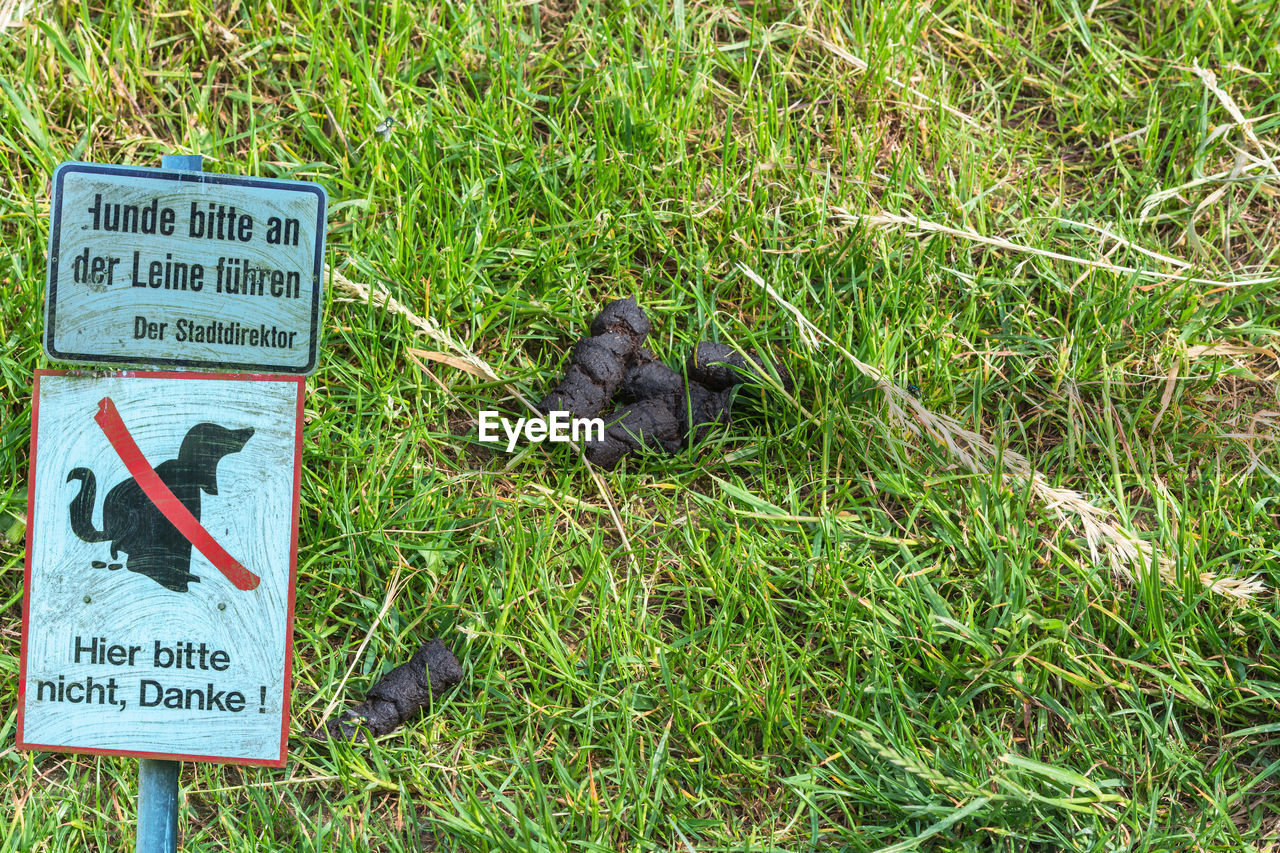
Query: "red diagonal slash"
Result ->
[[93, 397, 260, 591]]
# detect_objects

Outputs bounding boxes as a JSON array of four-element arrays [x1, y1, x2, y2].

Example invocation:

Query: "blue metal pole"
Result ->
[[135, 152, 203, 853], [136, 759, 179, 852], [161, 154, 204, 172]]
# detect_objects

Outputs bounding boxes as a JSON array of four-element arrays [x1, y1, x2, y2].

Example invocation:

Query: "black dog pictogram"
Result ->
[[67, 422, 254, 592]]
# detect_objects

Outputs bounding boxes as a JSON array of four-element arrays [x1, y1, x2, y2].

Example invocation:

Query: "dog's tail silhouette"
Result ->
[[67, 468, 108, 543]]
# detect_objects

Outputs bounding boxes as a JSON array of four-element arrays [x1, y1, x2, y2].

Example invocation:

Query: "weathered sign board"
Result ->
[[44, 162, 326, 374], [18, 370, 303, 766]]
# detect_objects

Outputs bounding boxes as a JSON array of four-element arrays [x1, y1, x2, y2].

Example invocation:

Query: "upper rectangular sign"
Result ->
[[44, 162, 326, 374]]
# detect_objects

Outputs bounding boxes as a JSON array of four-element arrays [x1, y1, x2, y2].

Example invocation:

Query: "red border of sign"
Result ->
[[17, 369, 304, 767]]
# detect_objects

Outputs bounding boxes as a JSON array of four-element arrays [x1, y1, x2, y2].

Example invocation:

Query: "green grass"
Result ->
[[2, 0, 1280, 849]]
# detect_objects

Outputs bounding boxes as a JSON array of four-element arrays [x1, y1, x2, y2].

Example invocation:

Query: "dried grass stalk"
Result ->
[[829, 208, 1280, 289], [741, 264, 1263, 603]]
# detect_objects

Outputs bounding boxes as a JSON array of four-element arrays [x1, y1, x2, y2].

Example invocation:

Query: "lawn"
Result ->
[[2, 0, 1280, 850]]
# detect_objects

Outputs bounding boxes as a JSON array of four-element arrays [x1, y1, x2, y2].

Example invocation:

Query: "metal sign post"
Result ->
[[136, 153, 200, 853], [137, 756, 179, 853]]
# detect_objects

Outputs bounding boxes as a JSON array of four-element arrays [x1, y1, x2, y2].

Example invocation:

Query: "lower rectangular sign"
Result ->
[[18, 370, 303, 766]]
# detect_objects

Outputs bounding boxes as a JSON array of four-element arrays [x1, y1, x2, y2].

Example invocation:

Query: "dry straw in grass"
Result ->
[[828, 208, 1280, 289], [740, 264, 1264, 603]]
